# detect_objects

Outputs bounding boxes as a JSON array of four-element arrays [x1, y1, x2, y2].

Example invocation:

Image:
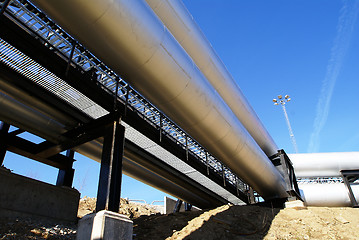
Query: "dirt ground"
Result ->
[[133, 204, 359, 240], [77, 196, 160, 219], [265, 206, 359, 240], [1, 198, 358, 239], [0, 197, 159, 239]]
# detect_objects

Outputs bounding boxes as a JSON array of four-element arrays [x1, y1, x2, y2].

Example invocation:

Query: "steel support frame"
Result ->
[[248, 187, 256, 204], [0, 13, 249, 204], [0, 121, 10, 165], [0, 62, 230, 209], [173, 200, 192, 213], [96, 120, 125, 212], [340, 170, 359, 208], [173, 199, 183, 213], [124, 139, 228, 207], [173, 200, 192, 212], [56, 150, 75, 187], [184, 202, 192, 211], [35, 112, 120, 158], [2, 125, 76, 187], [0, 0, 11, 15], [2, 129, 74, 170], [270, 149, 302, 201], [2, 117, 127, 210]]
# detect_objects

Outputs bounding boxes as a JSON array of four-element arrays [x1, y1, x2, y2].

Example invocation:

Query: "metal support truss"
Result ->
[[184, 202, 192, 211], [0, 0, 10, 15], [56, 150, 75, 187], [173, 200, 192, 212], [173, 199, 183, 213], [0, 0, 251, 204], [96, 120, 125, 212], [270, 149, 302, 201], [341, 170, 359, 208], [3, 126, 74, 170], [0, 121, 10, 165], [248, 187, 256, 204], [35, 112, 121, 158]]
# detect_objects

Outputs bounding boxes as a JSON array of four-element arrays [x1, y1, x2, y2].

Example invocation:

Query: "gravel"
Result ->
[[0, 218, 77, 239]]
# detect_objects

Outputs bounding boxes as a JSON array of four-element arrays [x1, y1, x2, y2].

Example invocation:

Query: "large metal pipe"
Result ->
[[0, 89, 222, 208], [29, 0, 287, 199], [5, 84, 359, 208], [289, 152, 359, 178], [0, 91, 65, 143], [78, 141, 224, 208], [299, 183, 359, 207], [0, 78, 79, 127], [144, 0, 278, 157]]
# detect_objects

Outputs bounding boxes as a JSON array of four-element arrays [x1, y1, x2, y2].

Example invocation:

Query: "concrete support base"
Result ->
[[77, 210, 133, 240], [0, 167, 79, 223], [285, 200, 306, 209]]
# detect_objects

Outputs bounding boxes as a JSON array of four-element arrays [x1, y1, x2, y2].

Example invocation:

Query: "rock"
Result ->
[[31, 228, 42, 236], [335, 216, 350, 224]]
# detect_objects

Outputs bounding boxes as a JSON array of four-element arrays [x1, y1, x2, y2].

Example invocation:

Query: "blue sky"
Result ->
[[3, 0, 359, 203], [182, 0, 359, 154]]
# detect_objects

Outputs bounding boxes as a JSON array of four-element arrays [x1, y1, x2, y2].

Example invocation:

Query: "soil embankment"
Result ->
[[1, 198, 358, 239], [133, 205, 359, 239]]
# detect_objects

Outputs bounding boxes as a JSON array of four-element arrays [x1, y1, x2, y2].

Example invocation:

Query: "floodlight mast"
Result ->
[[273, 95, 299, 153]]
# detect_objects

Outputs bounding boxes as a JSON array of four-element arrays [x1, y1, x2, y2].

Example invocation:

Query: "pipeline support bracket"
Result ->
[[270, 149, 302, 201], [340, 170, 359, 208], [0, 121, 10, 165], [96, 120, 125, 212], [56, 149, 75, 187], [173, 199, 183, 213], [0, 0, 11, 15], [35, 111, 121, 158]]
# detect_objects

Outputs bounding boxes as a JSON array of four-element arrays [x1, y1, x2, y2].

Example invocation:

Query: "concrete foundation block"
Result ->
[[285, 200, 306, 209], [0, 167, 80, 223], [77, 210, 133, 240]]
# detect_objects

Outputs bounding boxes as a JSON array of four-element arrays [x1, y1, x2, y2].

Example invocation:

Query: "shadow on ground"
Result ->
[[133, 203, 281, 240]]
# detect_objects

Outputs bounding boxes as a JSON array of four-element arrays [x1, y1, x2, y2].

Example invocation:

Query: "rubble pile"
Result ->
[[77, 197, 160, 219], [0, 219, 76, 239]]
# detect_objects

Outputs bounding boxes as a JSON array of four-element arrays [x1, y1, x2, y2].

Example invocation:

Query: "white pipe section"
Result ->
[[289, 152, 359, 178], [144, 0, 278, 157], [30, 0, 288, 199], [299, 183, 359, 207]]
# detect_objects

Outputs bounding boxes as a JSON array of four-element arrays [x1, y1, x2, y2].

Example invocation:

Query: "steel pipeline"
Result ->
[[144, 0, 278, 157], [0, 87, 223, 208], [289, 152, 359, 178], [2, 79, 357, 207], [29, 0, 288, 199], [299, 183, 359, 207]]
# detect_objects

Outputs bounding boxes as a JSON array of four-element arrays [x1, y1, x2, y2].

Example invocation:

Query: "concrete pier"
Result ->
[[76, 210, 133, 240], [0, 167, 80, 223]]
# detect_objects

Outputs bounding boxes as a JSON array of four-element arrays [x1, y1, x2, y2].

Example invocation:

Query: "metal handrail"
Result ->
[[297, 177, 343, 184]]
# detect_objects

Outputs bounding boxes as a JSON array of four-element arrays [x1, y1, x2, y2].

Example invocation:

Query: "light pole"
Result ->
[[273, 95, 298, 153]]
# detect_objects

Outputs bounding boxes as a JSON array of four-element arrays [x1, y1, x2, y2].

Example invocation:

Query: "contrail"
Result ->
[[307, 0, 359, 153]]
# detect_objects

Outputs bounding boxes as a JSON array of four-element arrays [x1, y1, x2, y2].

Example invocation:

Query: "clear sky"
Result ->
[[3, 0, 359, 204]]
